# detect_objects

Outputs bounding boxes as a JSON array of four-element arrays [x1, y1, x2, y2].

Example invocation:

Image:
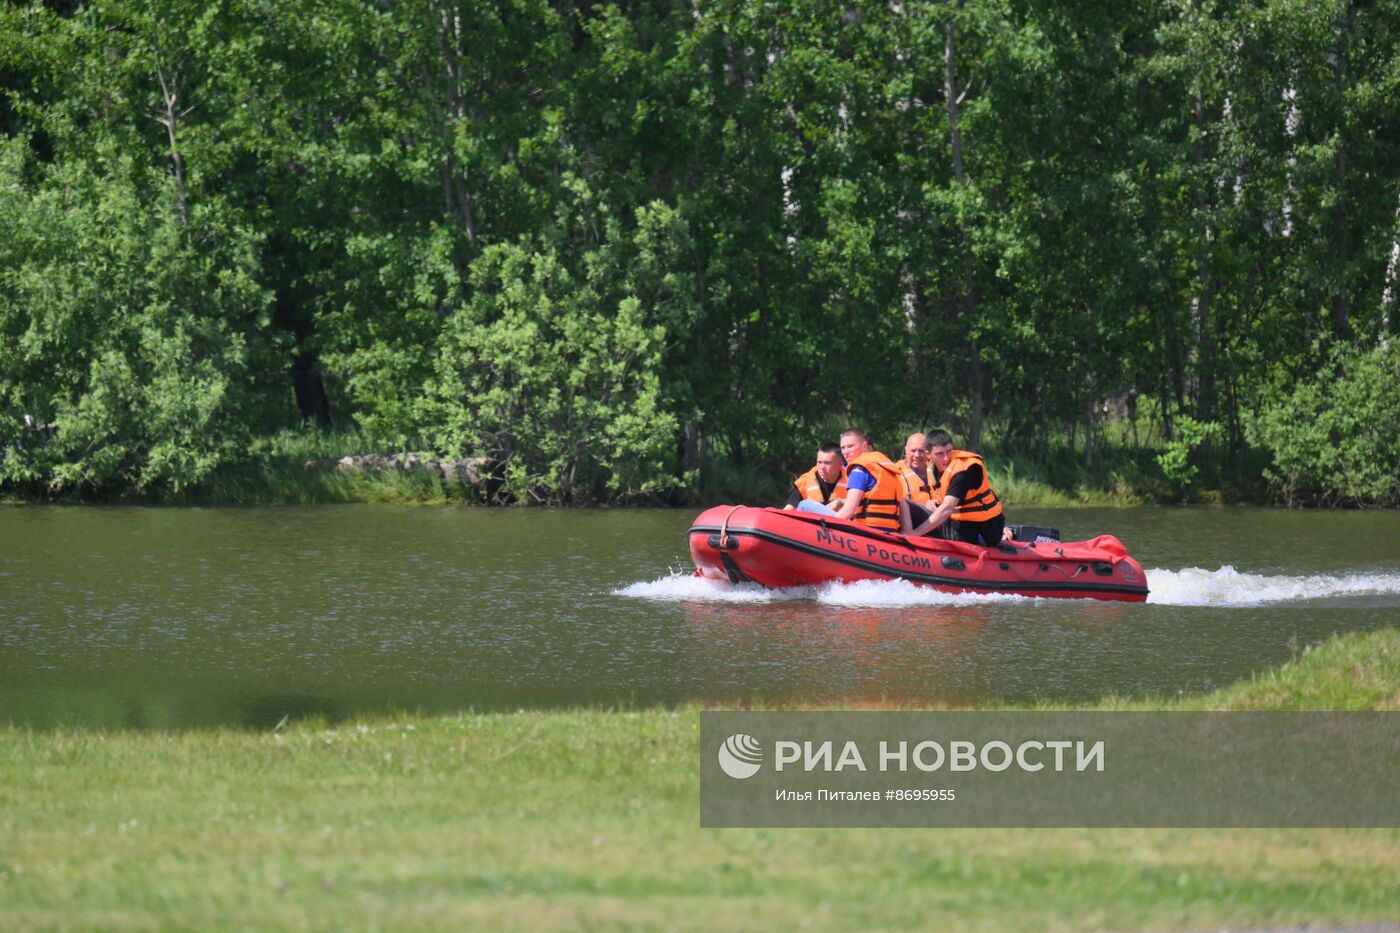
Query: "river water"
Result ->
[[2, 505, 1397, 729]]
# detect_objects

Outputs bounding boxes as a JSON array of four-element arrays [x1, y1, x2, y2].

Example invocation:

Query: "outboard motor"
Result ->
[[1009, 524, 1060, 544]]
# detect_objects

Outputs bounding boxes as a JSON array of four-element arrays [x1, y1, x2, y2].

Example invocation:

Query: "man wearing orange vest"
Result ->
[[783, 443, 848, 511], [826, 429, 909, 532], [894, 432, 936, 529], [908, 429, 1006, 546]]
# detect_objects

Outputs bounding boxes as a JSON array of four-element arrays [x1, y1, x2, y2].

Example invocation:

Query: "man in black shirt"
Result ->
[[908, 429, 1007, 546]]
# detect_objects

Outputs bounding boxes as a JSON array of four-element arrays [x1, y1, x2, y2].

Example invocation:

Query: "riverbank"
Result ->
[[1, 428, 1270, 508], [2, 628, 1396, 931]]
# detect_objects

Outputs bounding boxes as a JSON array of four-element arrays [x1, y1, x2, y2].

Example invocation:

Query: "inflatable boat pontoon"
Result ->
[[688, 505, 1149, 602]]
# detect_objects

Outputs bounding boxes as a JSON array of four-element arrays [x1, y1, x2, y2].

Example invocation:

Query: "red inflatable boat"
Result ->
[[688, 506, 1149, 602]]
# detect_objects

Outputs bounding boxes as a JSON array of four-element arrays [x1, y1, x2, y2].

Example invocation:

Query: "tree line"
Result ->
[[2, 0, 1397, 505]]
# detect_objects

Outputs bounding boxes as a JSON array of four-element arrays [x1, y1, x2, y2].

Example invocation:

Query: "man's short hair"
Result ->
[[818, 442, 841, 456], [840, 428, 870, 446], [927, 429, 954, 448]]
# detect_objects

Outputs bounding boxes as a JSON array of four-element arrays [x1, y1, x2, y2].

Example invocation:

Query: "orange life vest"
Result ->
[[848, 450, 904, 531], [894, 459, 934, 506], [793, 465, 848, 506], [932, 450, 1003, 522]]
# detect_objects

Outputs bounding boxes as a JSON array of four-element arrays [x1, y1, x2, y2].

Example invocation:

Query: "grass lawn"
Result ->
[[1, 629, 1397, 931]]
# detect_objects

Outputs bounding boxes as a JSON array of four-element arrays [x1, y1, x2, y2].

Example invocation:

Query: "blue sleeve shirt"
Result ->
[[845, 465, 877, 493]]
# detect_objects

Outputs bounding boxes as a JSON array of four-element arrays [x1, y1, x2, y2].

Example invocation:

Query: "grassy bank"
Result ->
[[2, 426, 1273, 508], [2, 629, 1396, 931], [195, 429, 1221, 508]]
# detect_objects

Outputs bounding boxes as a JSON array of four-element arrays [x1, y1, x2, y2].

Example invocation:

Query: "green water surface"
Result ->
[[2, 505, 1396, 728]]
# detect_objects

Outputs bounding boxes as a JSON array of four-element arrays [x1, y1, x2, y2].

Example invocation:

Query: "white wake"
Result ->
[[1144, 566, 1400, 607], [617, 566, 1400, 608], [616, 574, 1028, 606]]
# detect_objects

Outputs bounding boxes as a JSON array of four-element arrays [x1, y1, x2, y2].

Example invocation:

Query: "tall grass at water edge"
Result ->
[[0, 422, 1339, 507], [176, 428, 464, 507]]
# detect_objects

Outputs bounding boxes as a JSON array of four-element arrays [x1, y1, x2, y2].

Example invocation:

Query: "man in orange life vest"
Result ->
[[797, 429, 909, 532], [894, 432, 936, 530], [908, 429, 1006, 546], [783, 443, 848, 511]]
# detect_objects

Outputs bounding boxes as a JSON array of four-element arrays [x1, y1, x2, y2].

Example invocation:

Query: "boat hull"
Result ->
[[688, 506, 1149, 602]]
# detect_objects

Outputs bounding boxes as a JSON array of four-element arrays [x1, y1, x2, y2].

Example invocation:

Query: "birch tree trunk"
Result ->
[[148, 32, 190, 227], [944, 0, 983, 450], [1280, 82, 1300, 237], [1328, 5, 1357, 337], [430, 0, 476, 243], [1188, 0, 1216, 424], [1382, 194, 1400, 349]]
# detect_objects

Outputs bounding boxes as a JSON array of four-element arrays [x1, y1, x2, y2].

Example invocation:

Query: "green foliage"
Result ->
[[1249, 343, 1400, 506], [3, 0, 1399, 504], [417, 192, 685, 503], [0, 139, 274, 493], [1156, 416, 1220, 497]]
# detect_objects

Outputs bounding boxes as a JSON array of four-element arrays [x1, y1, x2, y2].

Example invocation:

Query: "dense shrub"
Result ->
[[0, 141, 274, 493], [1249, 343, 1400, 506], [415, 196, 689, 503]]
